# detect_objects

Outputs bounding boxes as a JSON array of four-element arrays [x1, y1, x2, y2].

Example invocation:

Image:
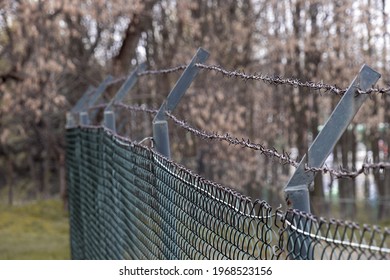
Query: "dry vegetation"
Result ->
[[0, 0, 389, 221]]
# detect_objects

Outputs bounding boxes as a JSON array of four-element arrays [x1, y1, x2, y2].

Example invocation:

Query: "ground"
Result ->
[[0, 198, 70, 260]]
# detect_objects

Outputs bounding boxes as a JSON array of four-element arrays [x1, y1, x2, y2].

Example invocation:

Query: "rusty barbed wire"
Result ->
[[195, 63, 390, 96], [115, 102, 297, 166], [105, 63, 390, 96], [165, 111, 299, 167], [357, 87, 390, 95], [107, 76, 126, 86], [114, 102, 158, 114], [113, 102, 390, 179], [307, 161, 390, 179], [107, 65, 187, 86], [195, 63, 346, 95], [138, 65, 187, 76]]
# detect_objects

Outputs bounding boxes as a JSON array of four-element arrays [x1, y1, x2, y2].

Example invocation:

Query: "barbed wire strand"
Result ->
[[107, 65, 187, 86], [195, 63, 390, 96], [165, 111, 299, 167], [165, 111, 390, 178], [114, 102, 158, 114], [106, 63, 390, 96], [114, 102, 390, 179], [195, 63, 347, 95], [138, 65, 187, 76]]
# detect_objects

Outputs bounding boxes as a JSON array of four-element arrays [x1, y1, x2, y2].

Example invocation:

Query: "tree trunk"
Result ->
[[338, 128, 356, 220], [6, 159, 14, 206], [112, 0, 158, 76], [59, 151, 67, 211], [368, 126, 382, 220], [380, 97, 390, 220], [380, 0, 390, 221]]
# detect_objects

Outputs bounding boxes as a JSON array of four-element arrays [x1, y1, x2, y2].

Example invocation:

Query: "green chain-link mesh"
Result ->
[[66, 127, 390, 260]]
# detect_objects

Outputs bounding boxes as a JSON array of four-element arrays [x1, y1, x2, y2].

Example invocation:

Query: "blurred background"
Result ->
[[1, 0, 390, 259]]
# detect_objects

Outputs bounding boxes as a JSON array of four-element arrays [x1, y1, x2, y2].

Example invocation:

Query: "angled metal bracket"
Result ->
[[285, 65, 381, 213], [66, 86, 95, 128], [284, 64, 380, 260], [104, 63, 146, 132], [72, 86, 95, 113], [79, 76, 113, 125], [152, 47, 210, 158]]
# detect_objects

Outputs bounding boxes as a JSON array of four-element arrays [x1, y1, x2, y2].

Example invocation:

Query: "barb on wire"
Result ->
[[138, 65, 187, 76], [357, 87, 390, 96], [308, 161, 390, 179], [114, 102, 158, 114], [114, 102, 390, 179]]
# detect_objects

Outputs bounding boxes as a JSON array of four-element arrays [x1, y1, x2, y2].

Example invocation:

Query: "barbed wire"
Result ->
[[107, 65, 187, 86], [114, 102, 390, 179], [195, 63, 390, 97], [138, 65, 187, 76], [165, 111, 299, 167], [105, 63, 390, 96], [114, 102, 158, 114], [357, 87, 390, 95], [107, 77, 126, 86], [166, 111, 390, 178], [195, 63, 347, 95], [308, 161, 390, 179]]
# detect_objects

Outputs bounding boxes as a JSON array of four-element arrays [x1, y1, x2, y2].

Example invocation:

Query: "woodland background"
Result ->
[[1, 0, 390, 223]]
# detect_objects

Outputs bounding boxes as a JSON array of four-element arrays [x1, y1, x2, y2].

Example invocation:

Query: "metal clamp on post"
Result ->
[[153, 47, 210, 158], [79, 76, 113, 126], [104, 63, 146, 132], [284, 64, 380, 259]]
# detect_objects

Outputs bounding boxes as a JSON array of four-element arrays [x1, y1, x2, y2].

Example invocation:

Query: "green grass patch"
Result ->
[[0, 198, 70, 259]]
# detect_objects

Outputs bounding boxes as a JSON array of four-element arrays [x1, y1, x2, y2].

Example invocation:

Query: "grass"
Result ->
[[0, 198, 70, 259]]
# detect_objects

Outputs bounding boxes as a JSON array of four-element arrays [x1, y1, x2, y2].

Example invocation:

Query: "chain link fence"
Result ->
[[66, 126, 390, 260]]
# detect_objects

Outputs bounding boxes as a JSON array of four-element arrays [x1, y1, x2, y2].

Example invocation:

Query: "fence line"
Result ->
[[66, 126, 390, 259], [66, 48, 390, 260]]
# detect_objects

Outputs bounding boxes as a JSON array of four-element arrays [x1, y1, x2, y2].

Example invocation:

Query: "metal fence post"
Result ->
[[152, 48, 209, 259], [104, 63, 146, 132], [102, 63, 145, 259], [284, 64, 380, 259], [79, 76, 113, 126], [66, 112, 77, 129], [153, 48, 209, 158]]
